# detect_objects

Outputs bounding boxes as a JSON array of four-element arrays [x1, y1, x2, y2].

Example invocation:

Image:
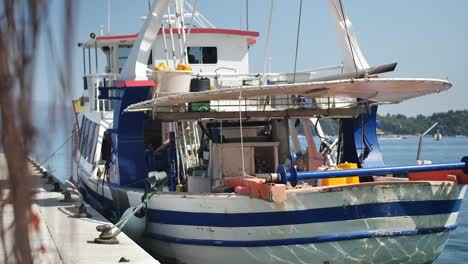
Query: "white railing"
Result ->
[[85, 73, 119, 112]]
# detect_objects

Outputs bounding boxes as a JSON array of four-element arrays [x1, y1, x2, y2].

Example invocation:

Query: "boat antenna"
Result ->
[[246, 0, 249, 31], [107, 0, 111, 34], [240, 0, 244, 30], [416, 122, 439, 161], [292, 0, 303, 84]]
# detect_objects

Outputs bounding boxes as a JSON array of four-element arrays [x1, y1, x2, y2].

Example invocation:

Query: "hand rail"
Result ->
[[275, 157, 468, 187]]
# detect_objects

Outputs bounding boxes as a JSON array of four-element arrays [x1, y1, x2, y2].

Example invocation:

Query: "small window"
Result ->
[[118, 46, 132, 72], [86, 122, 97, 162], [88, 124, 98, 163], [80, 118, 89, 155], [187, 47, 217, 64]]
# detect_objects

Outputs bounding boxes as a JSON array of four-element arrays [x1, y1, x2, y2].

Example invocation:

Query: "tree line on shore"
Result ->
[[308, 110, 468, 136], [377, 110, 468, 136]]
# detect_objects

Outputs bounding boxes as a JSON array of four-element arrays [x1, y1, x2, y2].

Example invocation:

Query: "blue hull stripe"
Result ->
[[147, 199, 462, 227], [146, 224, 457, 247]]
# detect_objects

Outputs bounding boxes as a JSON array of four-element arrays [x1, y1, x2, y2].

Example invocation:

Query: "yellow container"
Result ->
[[321, 163, 359, 186], [337, 162, 360, 184], [321, 167, 347, 186]]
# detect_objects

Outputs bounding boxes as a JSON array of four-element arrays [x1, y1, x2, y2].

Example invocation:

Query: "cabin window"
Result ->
[[90, 124, 100, 162], [86, 122, 97, 162], [78, 118, 85, 153], [147, 50, 153, 66], [83, 120, 92, 160], [187, 47, 217, 64], [118, 46, 132, 72], [101, 132, 112, 163], [80, 118, 89, 155]]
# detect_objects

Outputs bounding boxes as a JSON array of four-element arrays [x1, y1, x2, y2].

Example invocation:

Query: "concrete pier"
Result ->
[[0, 154, 159, 263]]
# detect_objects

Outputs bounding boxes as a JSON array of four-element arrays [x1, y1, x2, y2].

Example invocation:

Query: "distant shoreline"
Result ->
[[378, 134, 467, 138], [296, 134, 467, 138]]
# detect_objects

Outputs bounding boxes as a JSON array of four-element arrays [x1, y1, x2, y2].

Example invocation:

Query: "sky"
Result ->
[[35, 0, 468, 116]]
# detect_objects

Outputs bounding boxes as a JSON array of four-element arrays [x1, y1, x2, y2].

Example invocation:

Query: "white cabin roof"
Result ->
[[81, 28, 259, 48]]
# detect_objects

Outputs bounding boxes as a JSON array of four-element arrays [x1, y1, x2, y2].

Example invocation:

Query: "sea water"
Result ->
[[378, 137, 468, 263], [35, 125, 468, 263]]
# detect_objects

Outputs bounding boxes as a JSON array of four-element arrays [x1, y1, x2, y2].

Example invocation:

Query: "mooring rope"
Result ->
[[40, 134, 73, 166], [105, 179, 166, 238]]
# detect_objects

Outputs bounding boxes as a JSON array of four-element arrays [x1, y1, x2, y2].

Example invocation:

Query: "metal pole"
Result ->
[[246, 0, 249, 31], [88, 48, 92, 74], [107, 0, 111, 34], [94, 41, 98, 73], [277, 157, 468, 187], [82, 48, 86, 75], [416, 122, 438, 161], [292, 0, 303, 84]]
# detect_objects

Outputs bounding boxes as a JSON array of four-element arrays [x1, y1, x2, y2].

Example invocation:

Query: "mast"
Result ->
[[329, 0, 369, 74], [120, 0, 171, 80]]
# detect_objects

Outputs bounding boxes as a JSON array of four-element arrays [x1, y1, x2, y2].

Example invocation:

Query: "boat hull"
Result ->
[[143, 232, 450, 264], [78, 174, 465, 264]]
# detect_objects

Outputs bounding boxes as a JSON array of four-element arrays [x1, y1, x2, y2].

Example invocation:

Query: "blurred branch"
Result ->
[[0, 0, 74, 263]]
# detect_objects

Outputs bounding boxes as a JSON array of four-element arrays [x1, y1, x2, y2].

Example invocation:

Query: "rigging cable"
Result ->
[[331, 0, 359, 76], [40, 134, 73, 166], [167, 6, 178, 68], [174, 0, 185, 64], [292, 0, 303, 84], [179, 0, 199, 65], [161, 22, 170, 65], [337, 0, 358, 76], [240, 0, 244, 30]]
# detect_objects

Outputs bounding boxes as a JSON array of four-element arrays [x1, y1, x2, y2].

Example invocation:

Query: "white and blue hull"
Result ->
[[78, 171, 465, 264]]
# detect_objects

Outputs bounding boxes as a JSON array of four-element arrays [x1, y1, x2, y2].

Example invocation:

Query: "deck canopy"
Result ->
[[124, 78, 451, 116]]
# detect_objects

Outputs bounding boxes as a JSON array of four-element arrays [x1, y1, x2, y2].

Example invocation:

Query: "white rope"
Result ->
[[331, 0, 363, 76], [101, 179, 165, 239], [193, 121, 200, 151], [238, 91, 245, 177], [167, 6, 178, 68], [199, 12, 215, 28], [185, 121, 195, 167], [184, 1, 205, 27], [160, 22, 170, 65], [178, 0, 187, 49], [185, 1, 215, 28], [178, 124, 186, 181], [174, 122, 185, 184], [180, 122, 190, 169], [179, 0, 199, 65], [261, 0, 274, 85], [174, 0, 185, 64], [194, 15, 207, 28]]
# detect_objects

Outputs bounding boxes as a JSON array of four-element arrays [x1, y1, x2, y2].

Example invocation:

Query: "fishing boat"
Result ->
[[72, 1, 468, 263]]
